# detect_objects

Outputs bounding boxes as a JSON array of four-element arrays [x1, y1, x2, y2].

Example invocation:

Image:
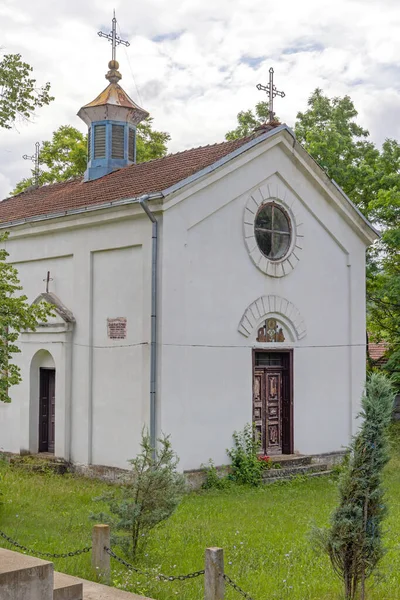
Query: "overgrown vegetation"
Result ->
[[314, 373, 395, 599], [0, 233, 53, 403], [227, 424, 264, 486], [2, 432, 400, 599], [91, 430, 186, 558], [202, 424, 281, 489]]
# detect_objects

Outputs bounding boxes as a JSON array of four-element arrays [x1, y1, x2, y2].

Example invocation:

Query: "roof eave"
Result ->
[[0, 192, 164, 229]]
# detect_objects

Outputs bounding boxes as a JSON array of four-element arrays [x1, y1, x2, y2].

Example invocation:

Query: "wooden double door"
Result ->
[[253, 351, 293, 455], [39, 368, 56, 453]]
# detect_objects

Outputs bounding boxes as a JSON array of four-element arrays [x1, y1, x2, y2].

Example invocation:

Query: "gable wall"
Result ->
[[0, 212, 153, 467], [159, 142, 367, 470]]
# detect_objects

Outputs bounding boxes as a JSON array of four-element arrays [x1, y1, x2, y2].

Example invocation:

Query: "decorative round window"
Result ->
[[254, 203, 291, 260], [243, 185, 304, 278]]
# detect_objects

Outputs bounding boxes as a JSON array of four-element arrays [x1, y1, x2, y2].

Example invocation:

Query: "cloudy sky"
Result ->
[[1, 0, 400, 198]]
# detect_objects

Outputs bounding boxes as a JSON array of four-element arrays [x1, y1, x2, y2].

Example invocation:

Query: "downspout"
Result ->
[[139, 194, 157, 452]]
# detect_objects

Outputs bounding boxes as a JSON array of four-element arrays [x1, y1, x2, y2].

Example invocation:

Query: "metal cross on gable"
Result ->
[[98, 10, 130, 62], [256, 67, 286, 123], [22, 141, 40, 187], [43, 271, 53, 293]]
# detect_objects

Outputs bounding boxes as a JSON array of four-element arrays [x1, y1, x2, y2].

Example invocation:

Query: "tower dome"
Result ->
[[77, 13, 149, 182]]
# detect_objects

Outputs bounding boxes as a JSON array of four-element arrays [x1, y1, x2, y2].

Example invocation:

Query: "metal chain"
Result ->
[[104, 546, 205, 581], [0, 531, 91, 559], [223, 573, 256, 600]]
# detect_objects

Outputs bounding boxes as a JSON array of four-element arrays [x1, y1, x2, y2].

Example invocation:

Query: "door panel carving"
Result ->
[[253, 352, 292, 455]]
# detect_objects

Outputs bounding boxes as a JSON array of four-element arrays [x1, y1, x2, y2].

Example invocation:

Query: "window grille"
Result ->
[[128, 128, 135, 162], [112, 125, 125, 159], [94, 125, 106, 159], [87, 128, 91, 160]]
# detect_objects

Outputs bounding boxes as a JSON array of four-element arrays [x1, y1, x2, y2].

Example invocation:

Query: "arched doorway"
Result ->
[[30, 350, 56, 454]]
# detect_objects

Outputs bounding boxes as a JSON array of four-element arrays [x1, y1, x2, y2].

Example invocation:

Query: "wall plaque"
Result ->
[[107, 317, 127, 340]]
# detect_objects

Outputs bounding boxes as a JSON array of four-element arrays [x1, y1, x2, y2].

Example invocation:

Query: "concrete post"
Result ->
[[205, 547, 224, 600], [92, 524, 111, 583]]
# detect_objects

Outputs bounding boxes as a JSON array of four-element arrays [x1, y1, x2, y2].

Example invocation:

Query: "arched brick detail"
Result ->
[[238, 295, 306, 340]]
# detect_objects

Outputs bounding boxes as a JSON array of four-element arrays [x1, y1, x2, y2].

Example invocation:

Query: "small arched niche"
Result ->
[[238, 295, 306, 341], [29, 350, 56, 454]]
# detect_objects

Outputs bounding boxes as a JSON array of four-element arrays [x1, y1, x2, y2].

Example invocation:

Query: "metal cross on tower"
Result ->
[[256, 68, 285, 123], [98, 10, 130, 62], [22, 141, 40, 187]]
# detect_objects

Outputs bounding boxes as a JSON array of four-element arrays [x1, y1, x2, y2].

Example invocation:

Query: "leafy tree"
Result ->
[[0, 53, 54, 129], [0, 233, 53, 403], [136, 118, 171, 162], [295, 93, 400, 388], [91, 429, 186, 558], [13, 126, 88, 194], [225, 101, 271, 140], [295, 89, 379, 215], [13, 118, 171, 194], [313, 373, 395, 600]]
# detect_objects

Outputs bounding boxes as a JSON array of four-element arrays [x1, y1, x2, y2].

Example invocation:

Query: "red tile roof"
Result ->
[[0, 123, 280, 225], [368, 342, 388, 365]]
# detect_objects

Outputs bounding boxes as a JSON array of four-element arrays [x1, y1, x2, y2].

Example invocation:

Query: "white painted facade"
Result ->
[[0, 128, 377, 471]]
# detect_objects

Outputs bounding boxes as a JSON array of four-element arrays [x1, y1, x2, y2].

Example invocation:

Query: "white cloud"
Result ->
[[1, 0, 400, 197]]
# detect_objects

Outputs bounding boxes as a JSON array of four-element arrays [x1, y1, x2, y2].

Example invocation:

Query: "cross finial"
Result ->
[[43, 271, 53, 293], [22, 141, 40, 187], [98, 10, 130, 64], [256, 68, 285, 123]]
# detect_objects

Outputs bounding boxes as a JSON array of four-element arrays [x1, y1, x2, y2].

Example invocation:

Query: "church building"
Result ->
[[0, 18, 378, 472]]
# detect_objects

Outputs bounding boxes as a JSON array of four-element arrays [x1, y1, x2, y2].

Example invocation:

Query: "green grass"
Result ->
[[1, 430, 400, 600]]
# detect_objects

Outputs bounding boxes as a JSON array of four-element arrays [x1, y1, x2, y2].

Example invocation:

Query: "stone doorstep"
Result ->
[[54, 572, 83, 600], [263, 462, 328, 480], [268, 454, 312, 467], [263, 470, 333, 485]]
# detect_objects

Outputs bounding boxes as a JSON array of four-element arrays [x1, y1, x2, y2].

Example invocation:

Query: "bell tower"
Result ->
[[78, 12, 149, 182]]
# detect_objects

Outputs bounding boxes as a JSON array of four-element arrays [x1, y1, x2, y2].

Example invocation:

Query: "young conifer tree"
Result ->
[[314, 373, 395, 599], [92, 429, 186, 558]]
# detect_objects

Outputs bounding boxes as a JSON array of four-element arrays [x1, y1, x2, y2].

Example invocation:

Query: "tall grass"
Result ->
[[1, 426, 400, 599]]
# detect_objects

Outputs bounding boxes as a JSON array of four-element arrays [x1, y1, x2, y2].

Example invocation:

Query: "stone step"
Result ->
[[263, 462, 328, 479], [268, 454, 313, 467], [263, 468, 333, 485], [0, 548, 54, 600], [54, 572, 83, 600], [10, 454, 71, 475]]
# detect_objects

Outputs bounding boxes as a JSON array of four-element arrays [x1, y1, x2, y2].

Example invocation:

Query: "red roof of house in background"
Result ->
[[0, 123, 280, 225], [368, 342, 388, 365]]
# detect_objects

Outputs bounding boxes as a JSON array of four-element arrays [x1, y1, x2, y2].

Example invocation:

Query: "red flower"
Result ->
[[258, 455, 271, 462]]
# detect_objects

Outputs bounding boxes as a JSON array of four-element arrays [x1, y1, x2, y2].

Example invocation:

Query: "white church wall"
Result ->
[[1, 208, 153, 469], [91, 245, 147, 468], [160, 139, 368, 470]]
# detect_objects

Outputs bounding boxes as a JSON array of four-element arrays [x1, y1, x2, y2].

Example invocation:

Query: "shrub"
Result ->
[[313, 373, 395, 600], [91, 429, 186, 558], [227, 424, 263, 486], [201, 460, 230, 490]]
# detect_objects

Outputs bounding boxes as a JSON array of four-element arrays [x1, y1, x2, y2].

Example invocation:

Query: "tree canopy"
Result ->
[[13, 119, 171, 194], [0, 53, 54, 129], [225, 101, 270, 140], [227, 91, 400, 387], [0, 233, 53, 403]]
